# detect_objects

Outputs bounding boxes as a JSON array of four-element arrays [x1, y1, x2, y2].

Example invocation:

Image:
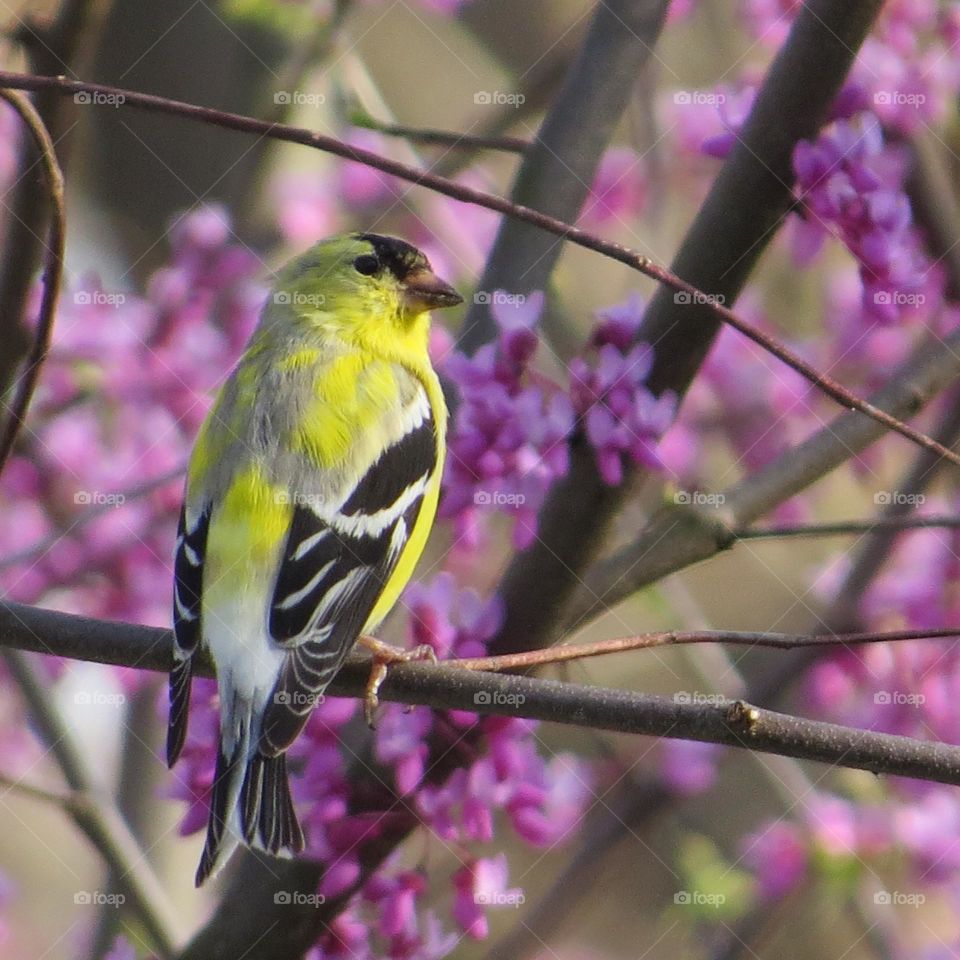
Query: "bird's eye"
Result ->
[[353, 254, 380, 276]]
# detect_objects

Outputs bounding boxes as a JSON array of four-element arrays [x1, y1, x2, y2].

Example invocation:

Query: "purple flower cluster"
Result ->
[[792, 114, 931, 322], [439, 291, 574, 548], [569, 296, 676, 486]]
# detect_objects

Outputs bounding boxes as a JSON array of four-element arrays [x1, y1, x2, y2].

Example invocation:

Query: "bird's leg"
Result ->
[[358, 635, 437, 728]]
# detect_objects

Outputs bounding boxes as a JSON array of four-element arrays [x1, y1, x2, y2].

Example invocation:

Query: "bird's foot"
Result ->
[[358, 636, 437, 728]]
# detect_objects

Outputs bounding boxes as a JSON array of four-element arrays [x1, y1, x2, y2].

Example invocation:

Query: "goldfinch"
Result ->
[[167, 233, 462, 885]]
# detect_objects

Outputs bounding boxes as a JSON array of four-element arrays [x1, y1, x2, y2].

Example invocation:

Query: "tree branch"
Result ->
[[0, 0, 101, 396], [0, 89, 66, 473], [2, 603, 960, 787], [458, 0, 670, 352]]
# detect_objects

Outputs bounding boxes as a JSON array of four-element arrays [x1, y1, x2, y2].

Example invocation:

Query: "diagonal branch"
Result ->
[[458, 0, 670, 352], [2, 650, 179, 956], [0, 71, 954, 474]]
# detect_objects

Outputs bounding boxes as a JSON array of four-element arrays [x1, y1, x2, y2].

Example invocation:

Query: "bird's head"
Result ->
[[269, 233, 462, 351]]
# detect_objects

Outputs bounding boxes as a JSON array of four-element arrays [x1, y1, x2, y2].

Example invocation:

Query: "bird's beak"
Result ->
[[402, 268, 463, 315]]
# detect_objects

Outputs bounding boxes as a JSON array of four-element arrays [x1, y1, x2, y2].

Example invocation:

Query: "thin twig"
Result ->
[[0, 90, 66, 473], [735, 515, 960, 540], [0, 72, 955, 470], [353, 115, 528, 153], [445, 627, 960, 673]]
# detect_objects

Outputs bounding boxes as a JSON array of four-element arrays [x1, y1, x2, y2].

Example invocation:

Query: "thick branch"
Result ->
[[2, 603, 960, 787], [459, 0, 670, 352]]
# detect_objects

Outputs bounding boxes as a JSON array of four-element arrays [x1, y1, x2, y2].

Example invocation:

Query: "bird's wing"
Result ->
[[259, 382, 439, 755], [168, 501, 211, 766]]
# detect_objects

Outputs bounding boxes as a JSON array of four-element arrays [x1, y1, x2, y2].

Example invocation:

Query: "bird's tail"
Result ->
[[195, 701, 305, 887]]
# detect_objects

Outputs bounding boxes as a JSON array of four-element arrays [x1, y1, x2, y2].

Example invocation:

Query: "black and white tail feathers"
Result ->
[[193, 708, 305, 887]]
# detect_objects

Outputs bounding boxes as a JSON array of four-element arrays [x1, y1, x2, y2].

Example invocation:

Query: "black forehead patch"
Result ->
[[355, 233, 429, 281]]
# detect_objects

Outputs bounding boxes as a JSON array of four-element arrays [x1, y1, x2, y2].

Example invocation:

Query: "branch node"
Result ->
[[726, 700, 761, 732]]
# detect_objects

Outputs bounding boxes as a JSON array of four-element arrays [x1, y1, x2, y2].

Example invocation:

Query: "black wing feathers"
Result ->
[[340, 418, 435, 516], [168, 505, 210, 767]]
